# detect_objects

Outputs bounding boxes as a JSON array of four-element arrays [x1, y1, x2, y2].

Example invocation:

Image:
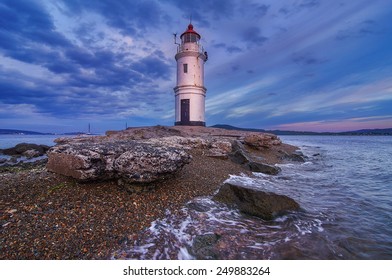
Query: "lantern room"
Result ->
[[180, 24, 201, 43]]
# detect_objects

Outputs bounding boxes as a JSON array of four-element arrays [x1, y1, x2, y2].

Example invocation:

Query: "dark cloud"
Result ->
[[241, 26, 268, 48], [0, 0, 174, 124], [279, 0, 319, 16], [60, 0, 165, 37], [239, 3, 269, 19], [292, 52, 326, 65], [0, 0, 71, 49], [132, 52, 172, 80], [167, 0, 236, 27], [336, 20, 383, 40], [298, 0, 320, 8], [231, 65, 240, 72], [213, 43, 243, 53]]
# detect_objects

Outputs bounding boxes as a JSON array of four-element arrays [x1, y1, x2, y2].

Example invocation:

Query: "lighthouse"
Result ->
[[174, 23, 208, 126]]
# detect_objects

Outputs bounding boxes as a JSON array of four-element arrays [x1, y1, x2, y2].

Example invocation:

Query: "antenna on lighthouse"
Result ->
[[173, 32, 180, 46]]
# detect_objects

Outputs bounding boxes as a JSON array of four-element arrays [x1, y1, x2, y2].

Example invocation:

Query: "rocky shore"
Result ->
[[0, 126, 303, 259]]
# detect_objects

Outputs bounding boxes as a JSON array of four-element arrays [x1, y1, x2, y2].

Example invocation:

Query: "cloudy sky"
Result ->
[[1, 0, 391, 133]]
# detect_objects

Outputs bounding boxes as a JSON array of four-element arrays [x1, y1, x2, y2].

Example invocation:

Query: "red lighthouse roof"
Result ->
[[180, 24, 201, 39]]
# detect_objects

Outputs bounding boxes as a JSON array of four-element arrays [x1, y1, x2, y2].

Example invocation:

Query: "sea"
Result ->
[[1, 134, 391, 259], [0, 134, 60, 150]]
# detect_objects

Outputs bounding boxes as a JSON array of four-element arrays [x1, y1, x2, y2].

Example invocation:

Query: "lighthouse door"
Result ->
[[180, 99, 190, 124]]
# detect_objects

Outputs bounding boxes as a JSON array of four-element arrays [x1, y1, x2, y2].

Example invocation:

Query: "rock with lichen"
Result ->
[[243, 133, 281, 149], [47, 140, 191, 184]]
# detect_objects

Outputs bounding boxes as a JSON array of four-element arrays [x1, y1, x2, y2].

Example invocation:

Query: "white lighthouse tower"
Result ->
[[174, 23, 208, 126]]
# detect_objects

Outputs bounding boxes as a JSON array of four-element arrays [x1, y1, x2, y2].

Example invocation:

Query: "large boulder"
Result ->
[[46, 140, 191, 184], [213, 182, 300, 220]]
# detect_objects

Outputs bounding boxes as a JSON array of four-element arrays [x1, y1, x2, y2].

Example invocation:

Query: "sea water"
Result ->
[[0, 135, 60, 149], [113, 136, 392, 260]]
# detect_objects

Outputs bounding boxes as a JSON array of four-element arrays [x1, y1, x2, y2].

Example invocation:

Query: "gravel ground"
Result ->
[[0, 149, 250, 259]]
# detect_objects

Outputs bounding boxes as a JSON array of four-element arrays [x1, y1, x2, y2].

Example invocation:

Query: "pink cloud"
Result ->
[[270, 116, 392, 132]]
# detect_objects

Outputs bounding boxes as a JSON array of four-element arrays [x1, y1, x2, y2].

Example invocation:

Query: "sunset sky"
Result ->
[[1, 0, 391, 133]]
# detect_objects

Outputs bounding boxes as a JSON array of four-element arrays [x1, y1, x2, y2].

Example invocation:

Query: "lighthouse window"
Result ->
[[183, 33, 198, 43], [183, 63, 188, 73]]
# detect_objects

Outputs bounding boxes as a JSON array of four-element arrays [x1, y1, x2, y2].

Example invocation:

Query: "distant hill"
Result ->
[[211, 124, 265, 132], [210, 125, 392, 136], [0, 129, 53, 135]]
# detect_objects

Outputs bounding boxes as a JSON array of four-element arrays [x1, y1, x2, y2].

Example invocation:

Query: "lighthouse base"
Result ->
[[175, 121, 205, 127]]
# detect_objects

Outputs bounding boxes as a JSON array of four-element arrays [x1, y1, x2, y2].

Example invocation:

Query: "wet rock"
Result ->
[[189, 233, 221, 260], [0, 158, 7, 164], [279, 150, 306, 162], [46, 140, 191, 184], [120, 183, 156, 194], [187, 202, 211, 212], [247, 161, 281, 175], [213, 182, 300, 220], [10, 157, 18, 164]]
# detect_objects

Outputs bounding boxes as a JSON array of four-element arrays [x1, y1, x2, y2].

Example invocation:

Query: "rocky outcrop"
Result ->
[[46, 126, 302, 187], [46, 140, 191, 184], [243, 133, 281, 149], [0, 143, 50, 158], [229, 140, 281, 175], [213, 182, 300, 220]]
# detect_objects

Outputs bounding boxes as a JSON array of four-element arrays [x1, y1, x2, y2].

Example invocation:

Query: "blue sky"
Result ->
[[1, 0, 391, 133]]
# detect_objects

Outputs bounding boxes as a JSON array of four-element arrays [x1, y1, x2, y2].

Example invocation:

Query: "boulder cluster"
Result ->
[[0, 143, 50, 165]]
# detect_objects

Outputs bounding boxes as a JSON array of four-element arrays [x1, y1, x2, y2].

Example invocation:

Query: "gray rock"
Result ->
[[229, 140, 281, 175], [10, 157, 18, 163], [213, 182, 300, 220], [187, 202, 211, 212], [1, 143, 50, 157], [229, 141, 250, 165], [23, 149, 41, 159], [246, 161, 281, 175], [279, 150, 306, 162], [189, 234, 221, 260], [46, 140, 191, 184]]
